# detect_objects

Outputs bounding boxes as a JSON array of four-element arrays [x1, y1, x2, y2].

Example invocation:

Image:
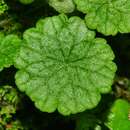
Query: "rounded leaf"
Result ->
[[49, 0, 75, 13], [105, 99, 130, 130], [74, 0, 130, 35], [15, 14, 116, 115]]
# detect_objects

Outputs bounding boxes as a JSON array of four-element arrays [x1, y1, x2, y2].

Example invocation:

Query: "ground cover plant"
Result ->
[[0, 0, 130, 130]]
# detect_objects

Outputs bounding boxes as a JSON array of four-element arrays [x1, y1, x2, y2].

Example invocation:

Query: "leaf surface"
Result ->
[[0, 33, 21, 71], [105, 99, 130, 130], [49, 0, 75, 13], [15, 14, 116, 115], [74, 0, 130, 35]]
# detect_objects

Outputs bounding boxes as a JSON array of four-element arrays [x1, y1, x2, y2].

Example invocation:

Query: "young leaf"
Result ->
[[105, 99, 130, 130], [15, 14, 116, 115], [0, 33, 21, 71], [74, 0, 130, 35], [49, 0, 75, 13]]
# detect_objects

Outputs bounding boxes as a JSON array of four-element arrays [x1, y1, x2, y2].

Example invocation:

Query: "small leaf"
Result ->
[[15, 14, 116, 115], [105, 99, 130, 130], [74, 0, 130, 35], [0, 33, 21, 71], [49, 0, 75, 13], [19, 0, 34, 4]]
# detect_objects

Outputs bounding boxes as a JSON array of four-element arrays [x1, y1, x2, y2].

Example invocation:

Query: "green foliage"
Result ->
[[0, 86, 19, 107], [105, 99, 130, 130], [74, 0, 130, 35], [6, 120, 24, 130], [49, 0, 75, 13], [0, 86, 23, 129], [0, 33, 21, 71], [15, 14, 116, 115], [0, 0, 8, 14], [0, 0, 129, 129], [0, 14, 22, 35]]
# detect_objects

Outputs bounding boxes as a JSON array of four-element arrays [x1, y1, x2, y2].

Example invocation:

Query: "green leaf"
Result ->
[[0, 85, 20, 126], [19, 0, 34, 4], [105, 99, 130, 130], [49, 0, 75, 13], [0, 0, 8, 14], [0, 33, 21, 71], [0, 85, 19, 106], [74, 0, 130, 35], [15, 14, 116, 115]]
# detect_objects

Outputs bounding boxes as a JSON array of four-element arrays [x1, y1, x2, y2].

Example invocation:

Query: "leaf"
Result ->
[[105, 99, 130, 130], [74, 0, 130, 35], [0, 33, 21, 71], [0, 0, 8, 14], [19, 0, 34, 4], [0, 85, 19, 113], [15, 14, 116, 115], [49, 0, 75, 13]]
